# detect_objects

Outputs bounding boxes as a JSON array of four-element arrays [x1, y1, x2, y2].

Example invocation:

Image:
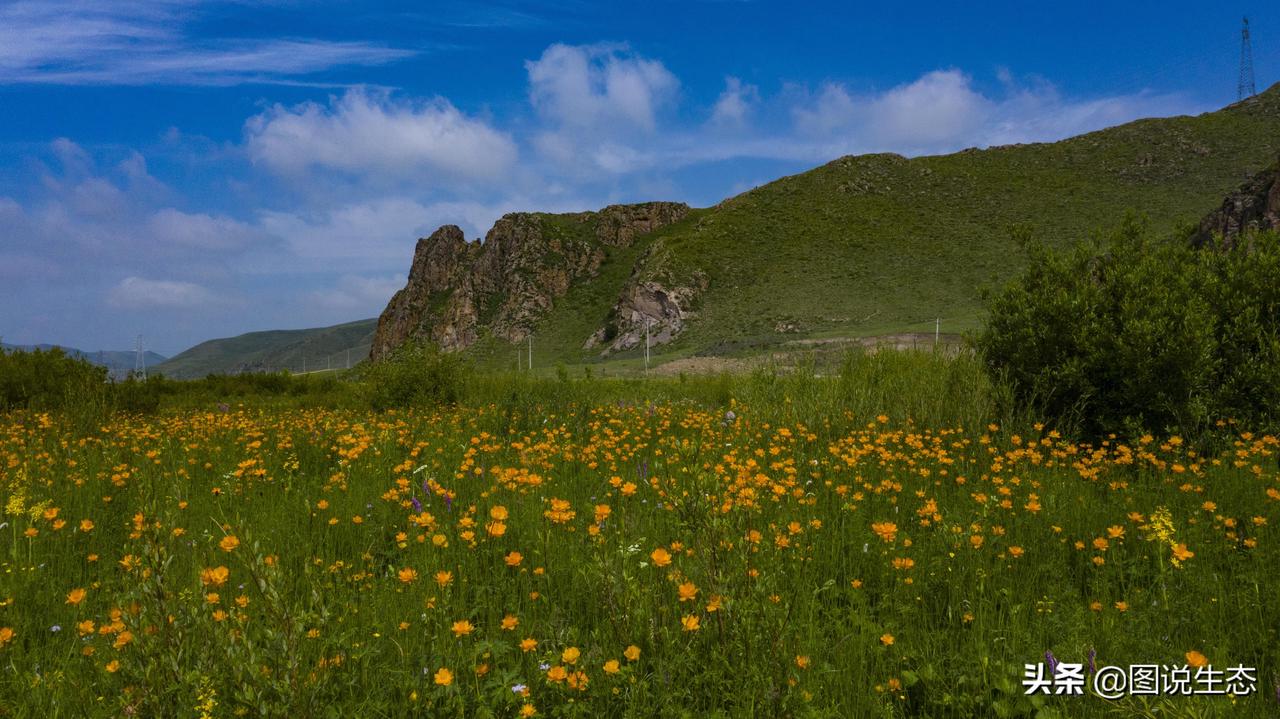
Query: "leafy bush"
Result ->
[[0, 345, 108, 411], [978, 217, 1280, 440], [362, 340, 469, 409]]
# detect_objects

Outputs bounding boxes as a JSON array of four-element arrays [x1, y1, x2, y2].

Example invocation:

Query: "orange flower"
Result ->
[[677, 581, 698, 602], [680, 614, 700, 632], [501, 615, 519, 631], [0, 627, 13, 646], [201, 566, 229, 587], [397, 568, 418, 584], [624, 645, 641, 661], [880, 633, 895, 646], [219, 535, 240, 552], [66, 588, 87, 605], [795, 655, 811, 669], [520, 637, 537, 652], [562, 647, 580, 664], [1185, 650, 1208, 668], [504, 551, 523, 567], [435, 570, 453, 587], [650, 548, 672, 567], [603, 659, 620, 674], [1171, 543, 1194, 564], [451, 619, 474, 637], [433, 667, 453, 686]]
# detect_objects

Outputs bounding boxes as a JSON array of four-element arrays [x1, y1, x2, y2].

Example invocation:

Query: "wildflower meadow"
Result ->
[[0, 359, 1277, 717]]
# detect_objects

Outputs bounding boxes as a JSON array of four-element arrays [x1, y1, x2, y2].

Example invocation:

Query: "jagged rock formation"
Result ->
[[371, 202, 690, 359], [1191, 159, 1280, 248], [584, 241, 707, 355]]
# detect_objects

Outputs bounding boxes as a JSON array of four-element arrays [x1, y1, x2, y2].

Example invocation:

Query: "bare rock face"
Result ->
[[1191, 159, 1280, 248], [584, 241, 708, 356], [371, 202, 690, 360]]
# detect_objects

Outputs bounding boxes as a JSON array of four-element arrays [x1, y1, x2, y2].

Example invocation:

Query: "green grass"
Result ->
[[459, 85, 1280, 372], [156, 318, 377, 379], [1, 359, 1277, 717]]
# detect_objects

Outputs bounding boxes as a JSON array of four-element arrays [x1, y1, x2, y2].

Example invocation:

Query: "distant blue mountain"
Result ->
[[1, 343, 167, 376]]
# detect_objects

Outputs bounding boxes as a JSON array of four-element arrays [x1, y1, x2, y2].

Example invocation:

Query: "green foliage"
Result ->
[[362, 341, 469, 410], [978, 219, 1280, 440], [0, 345, 108, 411]]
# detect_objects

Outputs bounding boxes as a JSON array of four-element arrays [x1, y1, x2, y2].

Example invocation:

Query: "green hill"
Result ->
[[504, 84, 1280, 367], [154, 318, 376, 379]]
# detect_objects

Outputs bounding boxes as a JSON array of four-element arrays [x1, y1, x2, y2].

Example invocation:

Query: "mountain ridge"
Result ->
[[374, 82, 1280, 367]]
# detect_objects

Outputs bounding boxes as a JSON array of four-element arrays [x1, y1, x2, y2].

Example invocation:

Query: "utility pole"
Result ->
[[1240, 17, 1257, 101], [644, 319, 651, 374]]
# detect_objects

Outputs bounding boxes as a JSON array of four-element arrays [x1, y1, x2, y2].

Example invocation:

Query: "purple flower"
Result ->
[[410, 496, 423, 513], [1087, 648, 1096, 674], [445, 495, 452, 512], [1045, 650, 1058, 675], [422, 479, 431, 498]]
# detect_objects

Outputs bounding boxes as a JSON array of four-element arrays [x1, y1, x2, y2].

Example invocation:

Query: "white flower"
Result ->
[[512, 684, 527, 694]]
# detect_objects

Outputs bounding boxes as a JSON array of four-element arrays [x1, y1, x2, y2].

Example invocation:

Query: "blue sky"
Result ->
[[1, 1, 1277, 355]]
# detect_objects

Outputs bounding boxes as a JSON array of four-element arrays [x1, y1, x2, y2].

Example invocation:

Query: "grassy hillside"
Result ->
[[155, 318, 376, 379], [513, 85, 1280, 368]]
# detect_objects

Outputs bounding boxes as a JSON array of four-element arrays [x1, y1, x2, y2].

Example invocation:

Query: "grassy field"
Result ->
[[0, 354, 1276, 717]]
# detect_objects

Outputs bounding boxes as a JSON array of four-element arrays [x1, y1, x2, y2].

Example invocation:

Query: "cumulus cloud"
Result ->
[[526, 43, 679, 133], [786, 69, 1196, 157], [108, 276, 220, 309], [147, 208, 265, 251], [245, 89, 518, 183], [709, 77, 760, 127]]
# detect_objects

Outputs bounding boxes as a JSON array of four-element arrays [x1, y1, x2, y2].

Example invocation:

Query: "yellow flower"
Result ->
[[105, 660, 120, 673], [650, 548, 672, 567], [113, 630, 133, 649], [546, 665, 568, 682], [79, 519, 94, 532], [1008, 546, 1025, 558], [504, 551, 523, 567], [435, 570, 453, 587], [680, 614, 700, 632], [624, 645, 640, 661], [77, 620, 95, 635], [433, 667, 453, 686], [603, 659, 620, 674], [677, 581, 698, 602], [451, 620, 474, 637], [1106, 525, 1125, 539], [66, 587, 87, 605], [1171, 543, 1194, 565], [501, 614, 519, 631], [201, 566, 229, 587], [489, 505, 508, 521], [219, 535, 240, 552], [519, 704, 537, 717], [880, 633, 895, 646], [397, 568, 418, 584], [520, 637, 537, 652]]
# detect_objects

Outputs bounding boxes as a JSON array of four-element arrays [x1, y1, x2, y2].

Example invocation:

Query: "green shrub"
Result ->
[[0, 345, 108, 411], [362, 341, 469, 409], [978, 217, 1280, 440]]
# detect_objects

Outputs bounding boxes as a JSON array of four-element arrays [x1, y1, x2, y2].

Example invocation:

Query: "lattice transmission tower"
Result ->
[[134, 334, 147, 380], [1240, 17, 1256, 101]]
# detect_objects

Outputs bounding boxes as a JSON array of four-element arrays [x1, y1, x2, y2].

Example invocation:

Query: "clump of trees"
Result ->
[[978, 217, 1280, 440]]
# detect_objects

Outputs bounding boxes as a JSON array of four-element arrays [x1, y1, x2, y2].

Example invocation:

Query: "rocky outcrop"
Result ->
[[370, 202, 690, 359], [1191, 159, 1280, 248], [584, 241, 707, 356]]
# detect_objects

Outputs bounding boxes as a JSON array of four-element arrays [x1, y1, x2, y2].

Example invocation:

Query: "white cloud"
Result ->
[[786, 70, 1197, 157], [244, 89, 518, 183], [309, 274, 407, 312], [148, 208, 265, 251], [108, 276, 219, 309], [526, 43, 679, 133], [0, 1, 414, 86], [709, 77, 759, 127]]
